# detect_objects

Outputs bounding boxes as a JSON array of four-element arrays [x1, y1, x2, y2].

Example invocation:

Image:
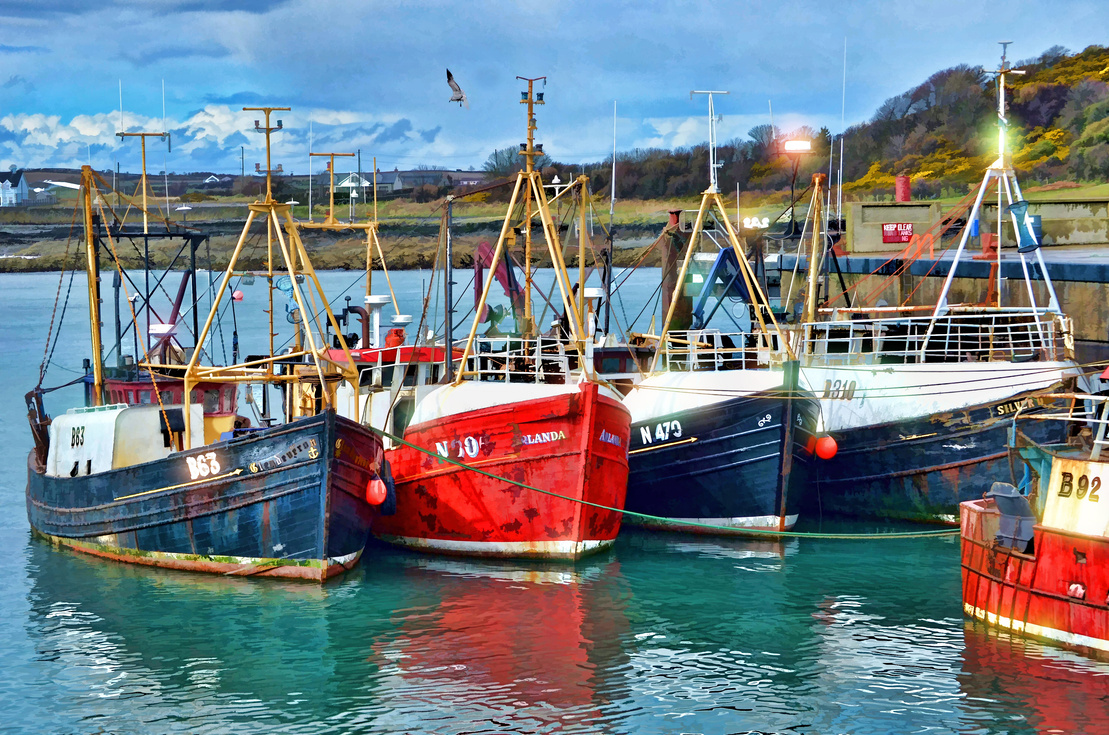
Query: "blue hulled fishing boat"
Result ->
[[25, 110, 392, 581]]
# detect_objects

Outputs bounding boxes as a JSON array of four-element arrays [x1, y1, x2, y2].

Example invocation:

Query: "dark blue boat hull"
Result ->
[[807, 395, 1069, 523], [26, 412, 385, 581], [625, 391, 820, 533]]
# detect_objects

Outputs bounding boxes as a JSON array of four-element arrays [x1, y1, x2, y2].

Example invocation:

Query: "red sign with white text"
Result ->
[[882, 223, 913, 243]]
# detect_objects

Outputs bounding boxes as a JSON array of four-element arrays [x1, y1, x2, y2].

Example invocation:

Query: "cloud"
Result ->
[[0, 44, 47, 54], [374, 119, 413, 144], [123, 43, 230, 66], [419, 126, 441, 144], [2, 76, 35, 93], [202, 91, 269, 106]]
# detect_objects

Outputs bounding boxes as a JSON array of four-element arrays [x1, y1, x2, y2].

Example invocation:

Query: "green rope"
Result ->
[[371, 426, 961, 540]]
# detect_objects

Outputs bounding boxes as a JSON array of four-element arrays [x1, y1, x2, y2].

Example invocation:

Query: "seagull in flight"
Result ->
[[446, 69, 469, 108]]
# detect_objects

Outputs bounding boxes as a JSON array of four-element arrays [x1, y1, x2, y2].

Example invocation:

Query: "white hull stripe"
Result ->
[[376, 535, 612, 558], [629, 514, 799, 531], [964, 601, 1109, 653]]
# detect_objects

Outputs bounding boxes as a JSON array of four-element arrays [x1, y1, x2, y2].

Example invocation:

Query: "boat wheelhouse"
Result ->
[[961, 391, 1109, 654]]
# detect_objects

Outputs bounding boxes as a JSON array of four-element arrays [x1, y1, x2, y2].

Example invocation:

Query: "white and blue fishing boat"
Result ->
[[619, 91, 824, 534], [25, 110, 392, 581]]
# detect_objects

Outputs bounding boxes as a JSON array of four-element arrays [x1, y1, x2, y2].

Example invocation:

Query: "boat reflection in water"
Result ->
[[371, 553, 631, 732], [960, 623, 1109, 735], [22, 540, 348, 731]]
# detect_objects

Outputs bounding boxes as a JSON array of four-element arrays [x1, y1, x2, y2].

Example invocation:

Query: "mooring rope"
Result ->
[[369, 425, 961, 540]]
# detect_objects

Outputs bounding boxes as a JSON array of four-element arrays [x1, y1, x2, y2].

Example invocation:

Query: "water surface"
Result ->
[[2, 270, 1108, 734]]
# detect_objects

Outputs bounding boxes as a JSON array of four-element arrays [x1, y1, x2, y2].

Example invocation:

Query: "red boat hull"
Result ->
[[375, 381, 631, 559], [961, 499, 1109, 653]]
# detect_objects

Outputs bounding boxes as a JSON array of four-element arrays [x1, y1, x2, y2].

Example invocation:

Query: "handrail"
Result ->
[[644, 310, 1069, 373]]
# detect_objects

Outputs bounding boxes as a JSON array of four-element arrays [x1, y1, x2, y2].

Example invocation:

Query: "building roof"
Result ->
[[0, 170, 24, 186]]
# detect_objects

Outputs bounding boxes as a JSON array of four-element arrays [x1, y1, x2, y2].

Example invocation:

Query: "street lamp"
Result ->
[[174, 205, 192, 223], [782, 139, 811, 238]]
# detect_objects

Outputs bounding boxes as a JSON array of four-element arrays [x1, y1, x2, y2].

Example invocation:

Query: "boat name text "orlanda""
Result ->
[[521, 430, 567, 446], [599, 429, 622, 447]]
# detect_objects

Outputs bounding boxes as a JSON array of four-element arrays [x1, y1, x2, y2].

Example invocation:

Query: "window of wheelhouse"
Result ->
[[392, 396, 416, 436], [222, 386, 236, 412]]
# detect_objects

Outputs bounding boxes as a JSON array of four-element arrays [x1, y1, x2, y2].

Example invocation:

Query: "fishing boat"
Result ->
[[794, 45, 1082, 522], [668, 48, 1081, 523], [370, 78, 632, 559], [25, 108, 390, 581], [619, 91, 824, 534], [961, 391, 1109, 654]]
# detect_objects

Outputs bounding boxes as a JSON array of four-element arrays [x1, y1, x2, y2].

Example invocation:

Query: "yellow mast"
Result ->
[[177, 106, 359, 446], [577, 174, 589, 325], [116, 131, 167, 234], [517, 76, 545, 335], [802, 174, 826, 325], [80, 166, 105, 405], [455, 77, 588, 384]]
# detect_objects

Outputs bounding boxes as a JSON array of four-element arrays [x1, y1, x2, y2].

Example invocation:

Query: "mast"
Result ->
[[80, 166, 105, 406], [116, 131, 168, 235], [605, 100, 616, 335], [178, 106, 360, 446], [444, 194, 455, 381], [517, 75, 545, 335], [802, 176, 826, 324], [924, 43, 1062, 354], [456, 77, 588, 383], [651, 90, 794, 373]]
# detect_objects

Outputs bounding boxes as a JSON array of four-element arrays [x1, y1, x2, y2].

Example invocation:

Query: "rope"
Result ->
[[37, 204, 80, 384], [97, 200, 172, 435], [369, 425, 960, 540]]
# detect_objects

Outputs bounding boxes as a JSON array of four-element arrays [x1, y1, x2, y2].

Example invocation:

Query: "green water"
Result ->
[[3, 270, 1108, 734]]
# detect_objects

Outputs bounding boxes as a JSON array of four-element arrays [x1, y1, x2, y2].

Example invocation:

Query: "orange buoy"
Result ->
[[815, 435, 838, 460], [365, 476, 388, 505]]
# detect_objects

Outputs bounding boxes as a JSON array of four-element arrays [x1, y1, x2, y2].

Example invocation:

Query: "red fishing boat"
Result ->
[[961, 392, 1109, 654], [371, 78, 631, 559]]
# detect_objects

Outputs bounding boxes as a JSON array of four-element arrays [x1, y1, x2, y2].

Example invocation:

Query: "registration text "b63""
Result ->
[[186, 452, 222, 480]]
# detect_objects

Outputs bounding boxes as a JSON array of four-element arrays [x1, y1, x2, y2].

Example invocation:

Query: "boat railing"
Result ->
[[655, 329, 796, 372], [462, 336, 580, 384], [800, 309, 1070, 365], [1012, 393, 1109, 461]]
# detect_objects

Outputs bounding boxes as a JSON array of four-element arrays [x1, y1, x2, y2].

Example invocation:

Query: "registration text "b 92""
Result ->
[[1059, 472, 1101, 502]]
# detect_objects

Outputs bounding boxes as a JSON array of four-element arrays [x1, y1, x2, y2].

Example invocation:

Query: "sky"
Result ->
[[1, 0, 1106, 176]]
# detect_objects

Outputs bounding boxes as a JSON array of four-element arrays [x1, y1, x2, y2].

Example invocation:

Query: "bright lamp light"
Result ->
[[783, 140, 812, 153]]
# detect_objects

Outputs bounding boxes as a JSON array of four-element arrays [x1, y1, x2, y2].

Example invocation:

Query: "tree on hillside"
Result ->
[[483, 146, 551, 178]]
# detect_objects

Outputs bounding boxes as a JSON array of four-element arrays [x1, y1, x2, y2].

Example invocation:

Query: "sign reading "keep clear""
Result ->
[[882, 223, 913, 243]]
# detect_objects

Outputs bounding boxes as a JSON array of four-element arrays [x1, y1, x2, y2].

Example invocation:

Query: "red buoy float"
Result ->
[[365, 476, 388, 505], [815, 435, 838, 460]]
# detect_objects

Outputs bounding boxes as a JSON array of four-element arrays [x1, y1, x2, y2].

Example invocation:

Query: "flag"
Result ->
[[1006, 200, 1039, 253]]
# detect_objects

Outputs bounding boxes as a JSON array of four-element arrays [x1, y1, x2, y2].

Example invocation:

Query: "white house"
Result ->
[[0, 169, 28, 206]]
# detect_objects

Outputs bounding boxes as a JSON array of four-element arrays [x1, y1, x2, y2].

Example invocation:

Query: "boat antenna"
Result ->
[[162, 79, 170, 219], [604, 99, 616, 335], [691, 90, 728, 192], [838, 37, 846, 223]]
